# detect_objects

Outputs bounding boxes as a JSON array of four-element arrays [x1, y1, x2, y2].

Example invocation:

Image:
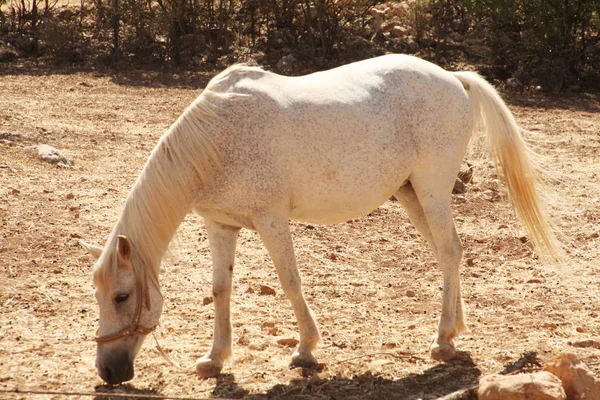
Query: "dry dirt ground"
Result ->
[[1, 64, 599, 400]]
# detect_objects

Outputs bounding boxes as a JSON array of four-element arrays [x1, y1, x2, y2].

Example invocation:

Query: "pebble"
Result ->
[[260, 285, 276, 296]]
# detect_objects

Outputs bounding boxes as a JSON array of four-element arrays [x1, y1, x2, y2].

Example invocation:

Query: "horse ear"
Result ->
[[117, 235, 132, 261], [80, 240, 103, 260]]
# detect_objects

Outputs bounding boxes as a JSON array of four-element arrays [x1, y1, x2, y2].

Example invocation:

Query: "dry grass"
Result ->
[[1, 66, 599, 400]]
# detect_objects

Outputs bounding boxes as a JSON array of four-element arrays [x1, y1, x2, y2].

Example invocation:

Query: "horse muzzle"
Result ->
[[96, 350, 135, 384]]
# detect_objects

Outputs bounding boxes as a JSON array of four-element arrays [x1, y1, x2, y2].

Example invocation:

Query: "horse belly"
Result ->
[[288, 149, 414, 224], [289, 194, 396, 224]]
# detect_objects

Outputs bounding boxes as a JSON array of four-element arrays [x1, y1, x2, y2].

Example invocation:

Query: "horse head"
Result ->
[[81, 235, 163, 384]]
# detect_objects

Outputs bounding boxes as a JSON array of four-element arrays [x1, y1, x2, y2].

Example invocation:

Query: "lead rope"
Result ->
[[151, 324, 194, 373], [138, 264, 191, 373]]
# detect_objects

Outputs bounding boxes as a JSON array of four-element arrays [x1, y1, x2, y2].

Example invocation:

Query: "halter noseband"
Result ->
[[94, 268, 157, 343]]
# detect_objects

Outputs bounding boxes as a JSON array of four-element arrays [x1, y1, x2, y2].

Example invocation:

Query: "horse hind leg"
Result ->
[[397, 178, 467, 361], [395, 183, 438, 255], [196, 219, 240, 378], [254, 214, 321, 369]]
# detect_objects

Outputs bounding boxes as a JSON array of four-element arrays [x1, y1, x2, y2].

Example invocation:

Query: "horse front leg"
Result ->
[[254, 214, 321, 368], [196, 219, 240, 378]]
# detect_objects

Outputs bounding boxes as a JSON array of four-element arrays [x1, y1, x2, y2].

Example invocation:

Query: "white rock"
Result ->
[[24, 144, 74, 168], [478, 372, 566, 400], [544, 353, 600, 399]]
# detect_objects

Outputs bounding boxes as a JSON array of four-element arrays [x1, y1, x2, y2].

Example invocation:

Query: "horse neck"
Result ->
[[115, 94, 223, 276], [116, 136, 196, 274]]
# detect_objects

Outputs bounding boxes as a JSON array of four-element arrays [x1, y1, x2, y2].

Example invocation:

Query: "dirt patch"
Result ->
[[1, 66, 599, 400]]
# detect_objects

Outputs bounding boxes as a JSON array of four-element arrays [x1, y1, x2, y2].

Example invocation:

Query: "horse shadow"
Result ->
[[93, 383, 161, 400], [91, 352, 479, 400], [213, 351, 480, 400]]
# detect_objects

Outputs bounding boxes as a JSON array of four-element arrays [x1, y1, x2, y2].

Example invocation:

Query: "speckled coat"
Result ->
[[83, 54, 558, 384]]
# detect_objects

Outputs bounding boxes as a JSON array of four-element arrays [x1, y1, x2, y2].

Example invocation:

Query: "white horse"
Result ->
[[81, 54, 559, 384]]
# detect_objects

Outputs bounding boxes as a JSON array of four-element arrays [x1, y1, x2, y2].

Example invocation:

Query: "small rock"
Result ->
[[458, 162, 473, 184], [576, 327, 585, 333], [66, 193, 75, 200], [478, 371, 566, 400], [406, 289, 416, 298], [327, 253, 337, 261], [0, 45, 18, 62], [260, 285, 276, 296], [277, 338, 299, 347], [526, 278, 543, 284], [519, 236, 529, 243], [245, 286, 255, 294], [568, 339, 600, 349], [25, 144, 74, 167], [506, 78, 522, 89], [202, 297, 213, 306], [277, 54, 297, 75], [466, 258, 475, 267], [544, 353, 600, 400], [11, 188, 20, 195], [70, 232, 82, 239], [405, 36, 418, 53], [453, 178, 467, 194], [391, 26, 408, 38], [369, 8, 386, 17]]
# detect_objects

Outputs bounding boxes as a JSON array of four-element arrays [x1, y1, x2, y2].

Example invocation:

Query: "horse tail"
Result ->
[[453, 71, 562, 262]]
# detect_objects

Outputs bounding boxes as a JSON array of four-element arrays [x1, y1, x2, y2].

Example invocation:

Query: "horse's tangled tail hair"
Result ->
[[453, 71, 562, 262]]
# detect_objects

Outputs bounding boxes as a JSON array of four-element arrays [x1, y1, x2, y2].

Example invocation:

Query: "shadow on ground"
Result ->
[[90, 352, 479, 399], [214, 352, 480, 400], [94, 383, 162, 400], [0, 61, 217, 90]]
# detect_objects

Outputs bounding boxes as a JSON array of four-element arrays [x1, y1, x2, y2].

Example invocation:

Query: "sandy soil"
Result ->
[[1, 64, 599, 400]]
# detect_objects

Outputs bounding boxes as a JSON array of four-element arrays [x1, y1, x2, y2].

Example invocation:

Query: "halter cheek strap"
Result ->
[[94, 272, 157, 343]]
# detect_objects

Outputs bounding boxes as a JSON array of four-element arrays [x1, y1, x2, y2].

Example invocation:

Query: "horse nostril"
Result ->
[[100, 365, 114, 384], [124, 363, 134, 382], [98, 358, 133, 384]]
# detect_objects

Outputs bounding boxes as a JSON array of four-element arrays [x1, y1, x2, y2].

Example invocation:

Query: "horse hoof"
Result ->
[[196, 358, 223, 378], [430, 342, 456, 361], [289, 352, 318, 369]]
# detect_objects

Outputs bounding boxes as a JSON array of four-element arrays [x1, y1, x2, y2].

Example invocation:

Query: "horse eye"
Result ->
[[115, 293, 130, 303]]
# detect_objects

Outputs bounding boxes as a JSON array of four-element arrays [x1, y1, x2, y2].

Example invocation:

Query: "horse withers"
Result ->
[[81, 54, 560, 384]]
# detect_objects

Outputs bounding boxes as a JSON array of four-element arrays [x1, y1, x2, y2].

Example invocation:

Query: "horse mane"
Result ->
[[94, 68, 251, 287]]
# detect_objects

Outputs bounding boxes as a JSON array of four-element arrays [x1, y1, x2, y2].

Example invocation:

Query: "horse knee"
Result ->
[[438, 236, 463, 266], [212, 277, 232, 300]]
